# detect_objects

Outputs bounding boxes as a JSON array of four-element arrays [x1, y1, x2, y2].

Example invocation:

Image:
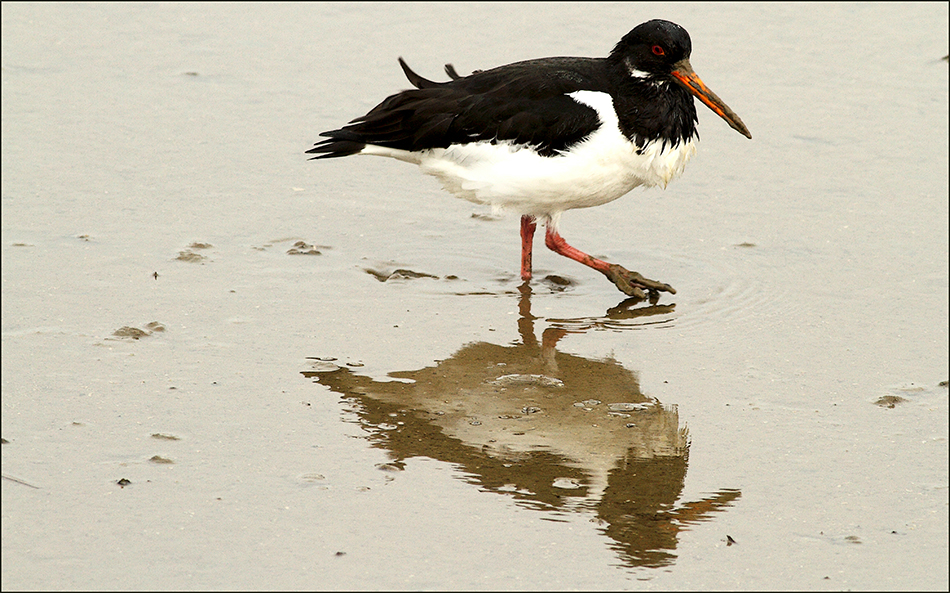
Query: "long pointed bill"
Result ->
[[671, 58, 752, 139]]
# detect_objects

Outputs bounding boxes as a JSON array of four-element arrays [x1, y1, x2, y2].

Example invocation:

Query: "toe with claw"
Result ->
[[604, 264, 676, 299]]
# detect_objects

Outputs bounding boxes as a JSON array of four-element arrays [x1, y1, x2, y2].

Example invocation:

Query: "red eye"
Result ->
[[651, 45, 665, 56]]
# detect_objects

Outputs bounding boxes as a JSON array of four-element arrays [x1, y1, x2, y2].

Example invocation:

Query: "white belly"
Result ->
[[358, 90, 697, 219]]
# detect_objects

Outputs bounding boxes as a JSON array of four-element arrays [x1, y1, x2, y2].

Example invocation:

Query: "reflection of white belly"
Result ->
[[359, 90, 697, 218]]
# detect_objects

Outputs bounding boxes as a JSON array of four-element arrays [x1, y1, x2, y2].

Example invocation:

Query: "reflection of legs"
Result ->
[[520, 215, 537, 281], [541, 327, 568, 351], [540, 326, 567, 373], [516, 281, 539, 349], [544, 225, 676, 299]]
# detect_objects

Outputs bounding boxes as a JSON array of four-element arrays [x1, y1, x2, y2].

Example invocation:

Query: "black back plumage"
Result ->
[[307, 20, 701, 160]]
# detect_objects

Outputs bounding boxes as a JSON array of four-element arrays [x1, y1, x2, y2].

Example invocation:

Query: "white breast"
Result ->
[[359, 90, 696, 220]]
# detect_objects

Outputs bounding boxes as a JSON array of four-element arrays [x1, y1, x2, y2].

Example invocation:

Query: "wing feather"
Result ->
[[307, 57, 612, 159]]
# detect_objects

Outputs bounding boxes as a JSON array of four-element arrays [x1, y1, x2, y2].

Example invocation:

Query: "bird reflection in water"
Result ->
[[302, 285, 740, 568]]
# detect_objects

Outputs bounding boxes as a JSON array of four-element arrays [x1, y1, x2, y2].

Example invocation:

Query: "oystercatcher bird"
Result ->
[[308, 19, 751, 299]]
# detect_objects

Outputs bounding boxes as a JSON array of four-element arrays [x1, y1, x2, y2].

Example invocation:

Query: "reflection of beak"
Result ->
[[671, 58, 752, 139]]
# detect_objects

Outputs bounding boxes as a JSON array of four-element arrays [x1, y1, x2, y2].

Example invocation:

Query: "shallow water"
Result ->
[[2, 3, 947, 590]]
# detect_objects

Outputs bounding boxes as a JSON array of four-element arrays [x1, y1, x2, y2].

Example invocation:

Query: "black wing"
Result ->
[[307, 57, 612, 159]]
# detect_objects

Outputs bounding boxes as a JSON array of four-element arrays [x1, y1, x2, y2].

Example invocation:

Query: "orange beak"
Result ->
[[671, 58, 752, 139]]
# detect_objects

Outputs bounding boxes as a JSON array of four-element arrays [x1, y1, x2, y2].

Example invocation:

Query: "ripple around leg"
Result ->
[[648, 248, 799, 332]]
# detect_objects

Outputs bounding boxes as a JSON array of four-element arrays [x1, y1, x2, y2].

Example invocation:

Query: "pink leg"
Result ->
[[544, 226, 612, 274], [544, 225, 676, 298], [520, 215, 536, 280]]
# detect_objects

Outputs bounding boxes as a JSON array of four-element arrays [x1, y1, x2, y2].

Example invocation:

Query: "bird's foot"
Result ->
[[604, 264, 676, 300]]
